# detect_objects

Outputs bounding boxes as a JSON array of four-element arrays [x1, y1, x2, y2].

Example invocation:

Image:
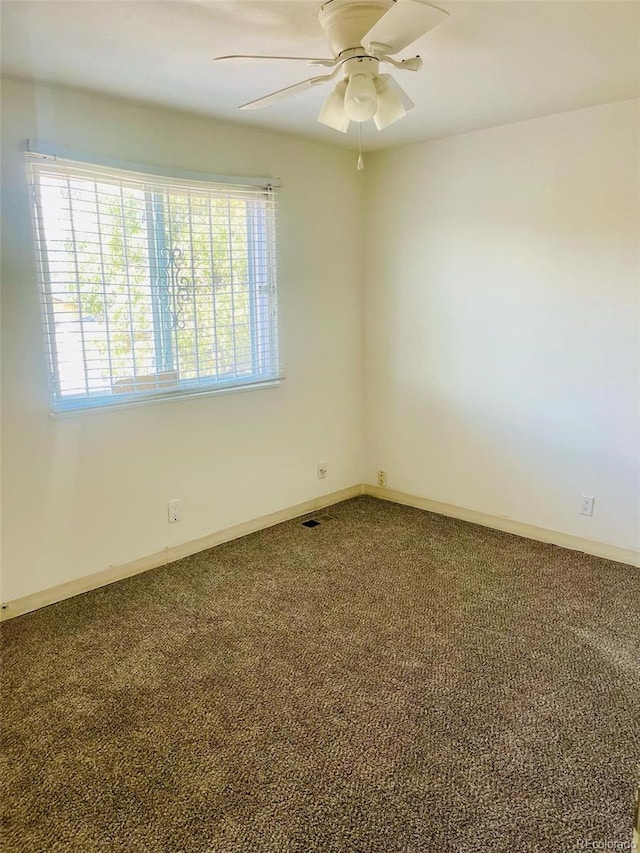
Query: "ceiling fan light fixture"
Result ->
[[373, 74, 414, 130], [344, 73, 378, 122], [220, 0, 450, 133], [318, 80, 350, 132]]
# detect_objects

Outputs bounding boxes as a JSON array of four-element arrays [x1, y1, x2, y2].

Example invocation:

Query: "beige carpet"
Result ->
[[1, 496, 639, 852]]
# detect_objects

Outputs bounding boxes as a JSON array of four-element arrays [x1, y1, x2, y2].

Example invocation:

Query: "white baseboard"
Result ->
[[363, 484, 640, 568], [0, 485, 364, 622], [3, 482, 636, 622]]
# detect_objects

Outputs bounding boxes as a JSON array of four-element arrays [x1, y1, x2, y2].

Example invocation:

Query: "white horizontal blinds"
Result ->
[[27, 155, 279, 411]]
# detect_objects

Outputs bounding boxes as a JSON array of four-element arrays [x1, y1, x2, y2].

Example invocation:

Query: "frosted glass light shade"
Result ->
[[318, 80, 350, 132], [344, 74, 378, 122], [373, 75, 414, 131]]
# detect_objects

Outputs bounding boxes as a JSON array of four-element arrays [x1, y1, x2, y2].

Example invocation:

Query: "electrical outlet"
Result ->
[[377, 470, 387, 487], [580, 495, 595, 517], [317, 461, 328, 480], [168, 499, 182, 523]]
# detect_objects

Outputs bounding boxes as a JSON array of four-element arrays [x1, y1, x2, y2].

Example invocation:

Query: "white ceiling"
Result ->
[[1, 0, 639, 151]]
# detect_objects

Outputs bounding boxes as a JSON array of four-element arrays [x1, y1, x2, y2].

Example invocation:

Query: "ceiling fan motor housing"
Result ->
[[341, 54, 379, 80], [319, 0, 392, 56]]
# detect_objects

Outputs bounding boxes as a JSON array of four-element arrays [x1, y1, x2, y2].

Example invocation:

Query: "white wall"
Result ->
[[364, 100, 640, 553], [0, 77, 364, 601]]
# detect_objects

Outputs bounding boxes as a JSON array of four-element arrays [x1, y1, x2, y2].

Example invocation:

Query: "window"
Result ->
[[27, 151, 280, 412]]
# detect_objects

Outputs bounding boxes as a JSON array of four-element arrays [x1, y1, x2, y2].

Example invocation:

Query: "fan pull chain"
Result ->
[[357, 123, 364, 172]]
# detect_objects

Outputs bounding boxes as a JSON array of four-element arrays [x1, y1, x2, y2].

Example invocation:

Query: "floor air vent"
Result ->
[[301, 513, 335, 528]]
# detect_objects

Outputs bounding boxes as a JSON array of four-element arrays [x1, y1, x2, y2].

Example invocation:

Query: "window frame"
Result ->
[[25, 141, 282, 415]]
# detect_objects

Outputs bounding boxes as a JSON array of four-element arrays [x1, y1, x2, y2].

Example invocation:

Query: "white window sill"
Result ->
[[49, 378, 282, 419]]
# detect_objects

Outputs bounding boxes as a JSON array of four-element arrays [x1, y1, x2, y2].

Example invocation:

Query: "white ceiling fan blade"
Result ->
[[239, 73, 335, 111], [363, 0, 449, 55], [373, 75, 414, 130], [213, 55, 338, 68], [318, 81, 350, 133]]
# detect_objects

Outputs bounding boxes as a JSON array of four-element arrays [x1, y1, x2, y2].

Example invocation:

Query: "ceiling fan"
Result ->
[[213, 0, 449, 133]]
